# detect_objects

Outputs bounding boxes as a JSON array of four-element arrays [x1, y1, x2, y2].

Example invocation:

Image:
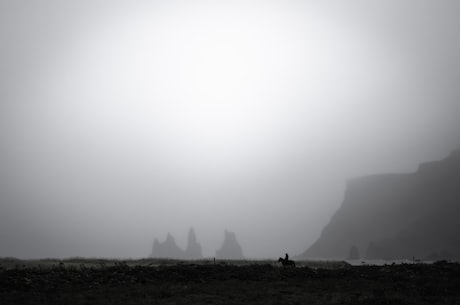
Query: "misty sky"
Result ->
[[1, 0, 459, 259]]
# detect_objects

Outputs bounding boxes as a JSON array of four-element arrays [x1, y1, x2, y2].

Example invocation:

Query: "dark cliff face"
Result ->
[[300, 150, 460, 260]]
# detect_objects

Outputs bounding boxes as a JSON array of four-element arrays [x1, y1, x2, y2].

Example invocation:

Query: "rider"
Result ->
[[285, 253, 289, 261]]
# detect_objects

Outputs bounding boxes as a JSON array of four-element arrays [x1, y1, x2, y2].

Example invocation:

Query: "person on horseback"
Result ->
[[278, 253, 295, 267]]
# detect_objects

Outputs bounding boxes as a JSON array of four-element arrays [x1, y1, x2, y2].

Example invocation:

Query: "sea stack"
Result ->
[[216, 230, 244, 260]]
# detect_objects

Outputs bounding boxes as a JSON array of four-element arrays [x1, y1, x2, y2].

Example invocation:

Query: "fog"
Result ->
[[1, 0, 459, 259]]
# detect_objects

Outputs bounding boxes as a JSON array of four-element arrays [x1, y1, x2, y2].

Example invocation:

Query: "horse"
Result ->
[[278, 257, 296, 267]]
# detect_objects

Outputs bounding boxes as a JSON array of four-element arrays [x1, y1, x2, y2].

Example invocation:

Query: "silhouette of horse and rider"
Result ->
[[278, 253, 295, 267]]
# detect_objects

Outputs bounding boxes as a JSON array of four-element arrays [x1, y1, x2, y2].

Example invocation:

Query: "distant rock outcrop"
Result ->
[[184, 228, 203, 259], [216, 230, 244, 259], [151, 228, 203, 260], [151, 233, 184, 259], [300, 150, 460, 261]]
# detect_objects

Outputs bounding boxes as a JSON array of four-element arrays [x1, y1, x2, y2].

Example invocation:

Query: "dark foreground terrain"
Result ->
[[1, 258, 459, 304]]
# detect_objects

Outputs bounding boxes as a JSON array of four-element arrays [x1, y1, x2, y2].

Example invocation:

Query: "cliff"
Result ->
[[300, 150, 460, 261]]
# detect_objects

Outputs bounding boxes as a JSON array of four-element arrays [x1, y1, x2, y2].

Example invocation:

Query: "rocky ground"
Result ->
[[1, 258, 459, 304]]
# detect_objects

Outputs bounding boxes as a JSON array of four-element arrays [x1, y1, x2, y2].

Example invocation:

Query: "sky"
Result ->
[[1, 0, 459, 259]]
